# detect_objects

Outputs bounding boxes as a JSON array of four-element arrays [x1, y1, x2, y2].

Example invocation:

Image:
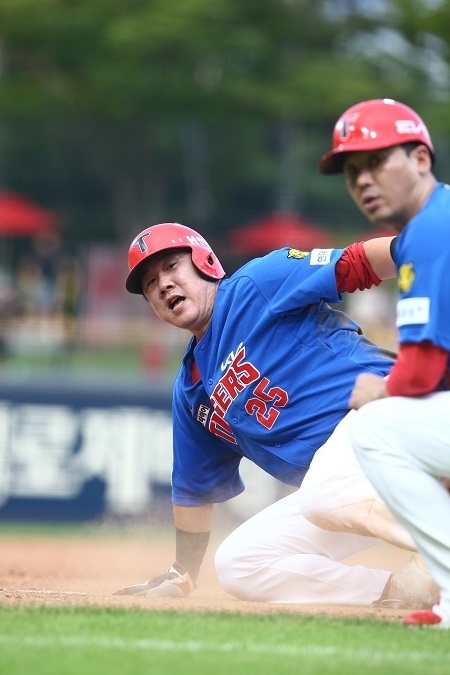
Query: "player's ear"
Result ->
[[411, 144, 433, 171]]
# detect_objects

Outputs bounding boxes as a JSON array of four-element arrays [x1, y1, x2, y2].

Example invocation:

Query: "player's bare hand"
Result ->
[[349, 373, 387, 410], [113, 562, 195, 598]]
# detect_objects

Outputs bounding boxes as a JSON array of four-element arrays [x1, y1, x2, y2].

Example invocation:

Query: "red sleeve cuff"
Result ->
[[386, 342, 448, 396], [336, 242, 382, 293]]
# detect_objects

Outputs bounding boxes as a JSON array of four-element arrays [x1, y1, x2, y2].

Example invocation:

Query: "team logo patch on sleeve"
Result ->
[[398, 263, 415, 293], [287, 249, 308, 259], [309, 248, 333, 265], [196, 403, 210, 426]]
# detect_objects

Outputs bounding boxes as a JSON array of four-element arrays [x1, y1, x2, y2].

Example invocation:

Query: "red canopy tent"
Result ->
[[0, 190, 61, 236], [226, 212, 335, 255]]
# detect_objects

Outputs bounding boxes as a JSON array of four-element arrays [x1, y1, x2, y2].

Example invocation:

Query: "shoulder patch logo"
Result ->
[[287, 249, 308, 259], [309, 248, 333, 265], [398, 263, 415, 293]]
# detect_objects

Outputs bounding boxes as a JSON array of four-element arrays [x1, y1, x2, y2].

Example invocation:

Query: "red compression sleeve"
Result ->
[[336, 242, 382, 293], [386, 341, 449, 396]]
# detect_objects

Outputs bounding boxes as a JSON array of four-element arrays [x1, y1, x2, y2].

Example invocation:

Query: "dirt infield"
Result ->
[[0, 523, 414, 622]]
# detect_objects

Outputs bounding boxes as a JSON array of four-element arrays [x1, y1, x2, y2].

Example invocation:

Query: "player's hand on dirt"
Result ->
[[349, 373, 387, 410], [112, 561, 195, 598]]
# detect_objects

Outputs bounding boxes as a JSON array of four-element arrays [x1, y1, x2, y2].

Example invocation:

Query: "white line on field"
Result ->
[[1, 589, 88, 596], [0, 636, 445, 663]]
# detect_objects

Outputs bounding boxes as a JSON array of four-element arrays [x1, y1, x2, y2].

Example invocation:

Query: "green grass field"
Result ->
[[1, 605, 449, 675]]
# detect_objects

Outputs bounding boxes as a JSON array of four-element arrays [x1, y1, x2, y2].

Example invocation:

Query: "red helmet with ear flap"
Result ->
[[126, 222, 226, 295], [319, 98, 435, 174]]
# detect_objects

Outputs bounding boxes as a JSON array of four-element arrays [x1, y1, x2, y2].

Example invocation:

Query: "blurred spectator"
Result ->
[[55, 255, 83, 343], [0, 265, 18, 317], [12, 233, 82, 350], [15, 254, 45, 315], [29, 233, 63, 315], [0, 265, 18, 361]]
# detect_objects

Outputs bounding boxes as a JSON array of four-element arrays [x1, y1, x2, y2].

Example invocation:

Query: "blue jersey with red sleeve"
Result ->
[[393, 183, 450, 351], [392, 182, 450, 389], [171, 246, 394, 506]]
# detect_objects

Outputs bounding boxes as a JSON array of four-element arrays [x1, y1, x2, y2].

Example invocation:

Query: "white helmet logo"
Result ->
[[395, 120, 430, 140]]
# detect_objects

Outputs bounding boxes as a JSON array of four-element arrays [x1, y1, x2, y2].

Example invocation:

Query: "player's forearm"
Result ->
[[173, 503, 214, 581], [362, 236, 397, 280], [349, 343, 449, 409], [349, 373, 388, 409]]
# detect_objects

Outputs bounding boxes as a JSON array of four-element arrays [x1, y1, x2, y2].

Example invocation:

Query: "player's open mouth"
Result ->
[[168, 296, 185, 310]]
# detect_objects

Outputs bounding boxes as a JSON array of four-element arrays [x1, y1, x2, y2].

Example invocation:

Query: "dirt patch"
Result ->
[[0, 524, 413, 622]]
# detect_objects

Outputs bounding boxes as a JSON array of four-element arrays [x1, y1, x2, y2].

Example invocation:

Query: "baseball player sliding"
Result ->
[[114, 219, 438, 608], [318, 98, 450, 628]]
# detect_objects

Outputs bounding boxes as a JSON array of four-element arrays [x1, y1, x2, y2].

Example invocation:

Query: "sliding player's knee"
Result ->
[[214, 540, 261, 600]]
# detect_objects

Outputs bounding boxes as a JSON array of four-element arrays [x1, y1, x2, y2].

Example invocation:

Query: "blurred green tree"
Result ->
[[0, 0, 448, 248]]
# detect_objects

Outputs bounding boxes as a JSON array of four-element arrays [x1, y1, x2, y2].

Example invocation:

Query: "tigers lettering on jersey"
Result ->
[[209, 344, 259, 443], [207, 344, 290, 443], [212, 344, 260, 413], [221, 341, 244, 372]]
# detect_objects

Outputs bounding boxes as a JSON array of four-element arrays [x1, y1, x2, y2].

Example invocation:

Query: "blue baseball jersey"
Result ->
[[392, 182, 450, 388], [172, 246, 394, 506]]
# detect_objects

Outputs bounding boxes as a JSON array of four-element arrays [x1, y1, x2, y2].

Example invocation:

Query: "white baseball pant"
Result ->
[[349, 392, 450, 619], [215, 411, 416, 605]]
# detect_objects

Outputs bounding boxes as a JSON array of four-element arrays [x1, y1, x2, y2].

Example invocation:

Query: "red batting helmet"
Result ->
[[126, 222, 226, 294], [319, 98, 435, 174]]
